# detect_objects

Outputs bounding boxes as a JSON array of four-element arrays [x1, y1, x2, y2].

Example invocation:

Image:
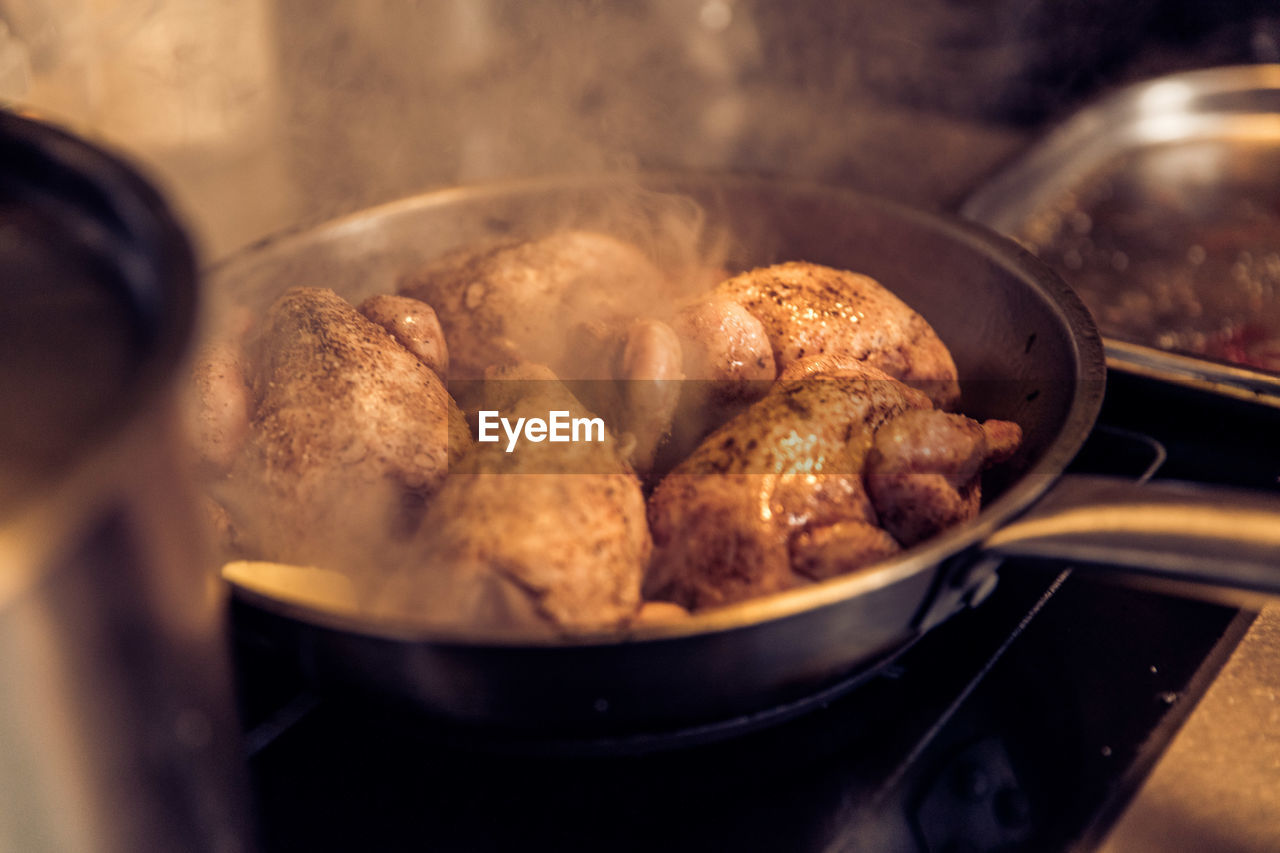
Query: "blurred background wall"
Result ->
[[0, 0, 1275, 259]]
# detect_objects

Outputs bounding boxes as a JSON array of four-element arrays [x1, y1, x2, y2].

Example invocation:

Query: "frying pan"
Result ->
[[214, 173, 1280, 737]]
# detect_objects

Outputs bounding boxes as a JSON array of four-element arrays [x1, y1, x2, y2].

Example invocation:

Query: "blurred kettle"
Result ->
[[0, 110, 252, 852]]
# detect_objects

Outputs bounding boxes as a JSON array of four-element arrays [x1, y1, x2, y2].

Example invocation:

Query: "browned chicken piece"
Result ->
[[866, 410, 1021, 547], [647, 358, 1021, 610], [400, 229, 691, 473], [646, 361, 929, 609], [213, 287, 470, 572], [397, 229, 670, 379], [713, 261, 961, 409], [374, 364, 651, 636], [357, 293, 449, 380]]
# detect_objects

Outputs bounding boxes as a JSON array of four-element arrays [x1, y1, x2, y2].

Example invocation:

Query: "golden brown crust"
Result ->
[[205, 235, 1024, 630], [648, 365, 1022, 610], [715, 261, 961, 409], [646, 372, 929, 609]]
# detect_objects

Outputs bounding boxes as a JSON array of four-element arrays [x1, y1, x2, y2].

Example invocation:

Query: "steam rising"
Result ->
[[7, 0, 1063, 255], [67, 1, 1054, 635], [257, 0, 1039, 234]]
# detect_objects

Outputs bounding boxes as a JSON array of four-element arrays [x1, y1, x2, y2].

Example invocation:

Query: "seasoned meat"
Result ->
[[713, 261, 961, 409], [187, 340, 252, 475], [374, 364, 651, 635], [213, 287, 470, 571], [646, 361, 924, 608], [357, 293, 449, 379], [866, 409, 1021, 547], [198, 225, 1019, 630], [400, 230, 689, 473], [671, 295, 777, 393], [646, 358, 1019, 610], [398, 229, 670, 379]]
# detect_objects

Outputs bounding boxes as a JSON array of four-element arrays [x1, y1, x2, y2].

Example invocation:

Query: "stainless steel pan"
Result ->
[[212, 174, 1280, 736]]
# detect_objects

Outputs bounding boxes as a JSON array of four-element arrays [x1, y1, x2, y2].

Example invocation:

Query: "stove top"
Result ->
[[233, 374, 1276, 852]]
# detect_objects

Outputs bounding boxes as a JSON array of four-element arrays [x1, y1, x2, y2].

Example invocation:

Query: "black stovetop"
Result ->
[[232, 372, 1277, 853], [237, 576, 1248, 853]]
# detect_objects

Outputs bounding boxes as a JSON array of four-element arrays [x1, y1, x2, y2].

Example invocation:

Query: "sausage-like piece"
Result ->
[[358, 293, 450, 380], [672, 296, 776, 399], [618, 318, 685, 472]]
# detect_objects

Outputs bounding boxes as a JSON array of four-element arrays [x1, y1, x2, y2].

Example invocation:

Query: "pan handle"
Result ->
[[982, 474, 1280, 597]]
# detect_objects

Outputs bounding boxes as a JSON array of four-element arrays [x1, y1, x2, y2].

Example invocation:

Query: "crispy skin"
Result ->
[[715, 261, 961, 409], [647, 359, 1020, 610], [646, 363, 928, 609], [218, 287, 470, 570]]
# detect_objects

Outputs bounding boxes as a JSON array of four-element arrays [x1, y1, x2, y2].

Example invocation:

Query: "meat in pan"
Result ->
[[399, 229, 689, 472], [711, 261, 962, 409], [372, 363, 652, 635], [646, 357, 1019, 610], [651, 261, 964, 468], [195, 227, 1021, 633], [398, 229, 670, 379], [191, 286, 470, 572]]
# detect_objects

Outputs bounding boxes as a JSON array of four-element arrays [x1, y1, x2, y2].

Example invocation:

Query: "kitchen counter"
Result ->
[[1100, 603, 1280, 852]]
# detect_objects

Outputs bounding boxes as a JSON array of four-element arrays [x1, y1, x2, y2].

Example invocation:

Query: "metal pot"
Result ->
[[214, 173, 1280, 740], [0, 112, 251, 851]]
